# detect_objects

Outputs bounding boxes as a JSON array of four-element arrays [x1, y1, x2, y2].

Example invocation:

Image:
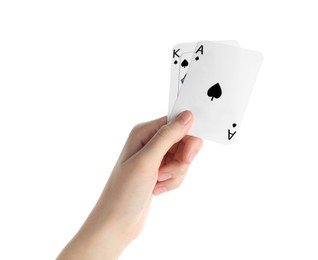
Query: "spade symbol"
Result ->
[[207, 83, 222, 101], [181, 59, 189, 68]]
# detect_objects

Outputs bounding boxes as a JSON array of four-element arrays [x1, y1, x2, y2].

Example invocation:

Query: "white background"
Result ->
[[0, 1, 317, 259]]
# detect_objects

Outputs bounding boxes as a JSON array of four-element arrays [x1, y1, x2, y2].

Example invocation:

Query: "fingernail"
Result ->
[[176, 111, 192, 125], [158, 173, 172, 182], [153, 187, 167, 196], [188, 152, 197, 163]]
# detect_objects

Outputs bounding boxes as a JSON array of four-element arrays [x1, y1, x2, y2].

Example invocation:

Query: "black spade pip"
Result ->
[[181, 59, 189, 68], [207, 83, 222, 101]]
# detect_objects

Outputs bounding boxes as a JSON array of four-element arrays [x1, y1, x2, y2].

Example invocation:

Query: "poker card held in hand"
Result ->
[[168, 40, 263, 145]]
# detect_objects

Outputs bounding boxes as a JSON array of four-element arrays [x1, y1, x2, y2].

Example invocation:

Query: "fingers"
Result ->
[[153, 175, 186, 195], [158, 160, 188, 181], [182, 136, 203, 164], [160, 136, 202, 175], [154, 136, 203, 195], [139, 111, 194, 167]]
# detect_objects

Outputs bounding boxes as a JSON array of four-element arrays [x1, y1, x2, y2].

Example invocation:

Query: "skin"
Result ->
[[57, 111, 202, 259]]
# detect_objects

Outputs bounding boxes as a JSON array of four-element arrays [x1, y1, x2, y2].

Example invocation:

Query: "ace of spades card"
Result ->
[[168, 41, 263, 144], [168, 40, 240, 115]]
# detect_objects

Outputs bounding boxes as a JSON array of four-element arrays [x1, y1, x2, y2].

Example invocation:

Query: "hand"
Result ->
[[57, 111, 202, 260]]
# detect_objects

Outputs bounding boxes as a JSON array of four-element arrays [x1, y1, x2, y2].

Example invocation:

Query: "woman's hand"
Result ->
[[57, 111, 202, 259]]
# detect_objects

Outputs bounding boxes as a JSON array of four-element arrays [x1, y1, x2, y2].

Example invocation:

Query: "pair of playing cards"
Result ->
[[168, 41, 263, 144]]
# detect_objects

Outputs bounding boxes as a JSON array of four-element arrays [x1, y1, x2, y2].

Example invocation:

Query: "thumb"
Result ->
[[140, 111, 194, 164]]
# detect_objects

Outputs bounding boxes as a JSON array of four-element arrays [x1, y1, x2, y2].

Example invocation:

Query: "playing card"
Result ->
[[169, 41, 263, 144], [168, 40, 240, 115]]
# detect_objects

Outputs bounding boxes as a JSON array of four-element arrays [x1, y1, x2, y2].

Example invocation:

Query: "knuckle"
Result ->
[[172, 177, 183, 189], [130, 123, 144, 137], [157, 125, 174, 141], [180, 163, 189, 173]]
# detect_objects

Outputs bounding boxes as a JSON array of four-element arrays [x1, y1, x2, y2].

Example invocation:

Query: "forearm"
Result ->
[[57, 219, 129, 260], [57, 203, 130, 260]]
